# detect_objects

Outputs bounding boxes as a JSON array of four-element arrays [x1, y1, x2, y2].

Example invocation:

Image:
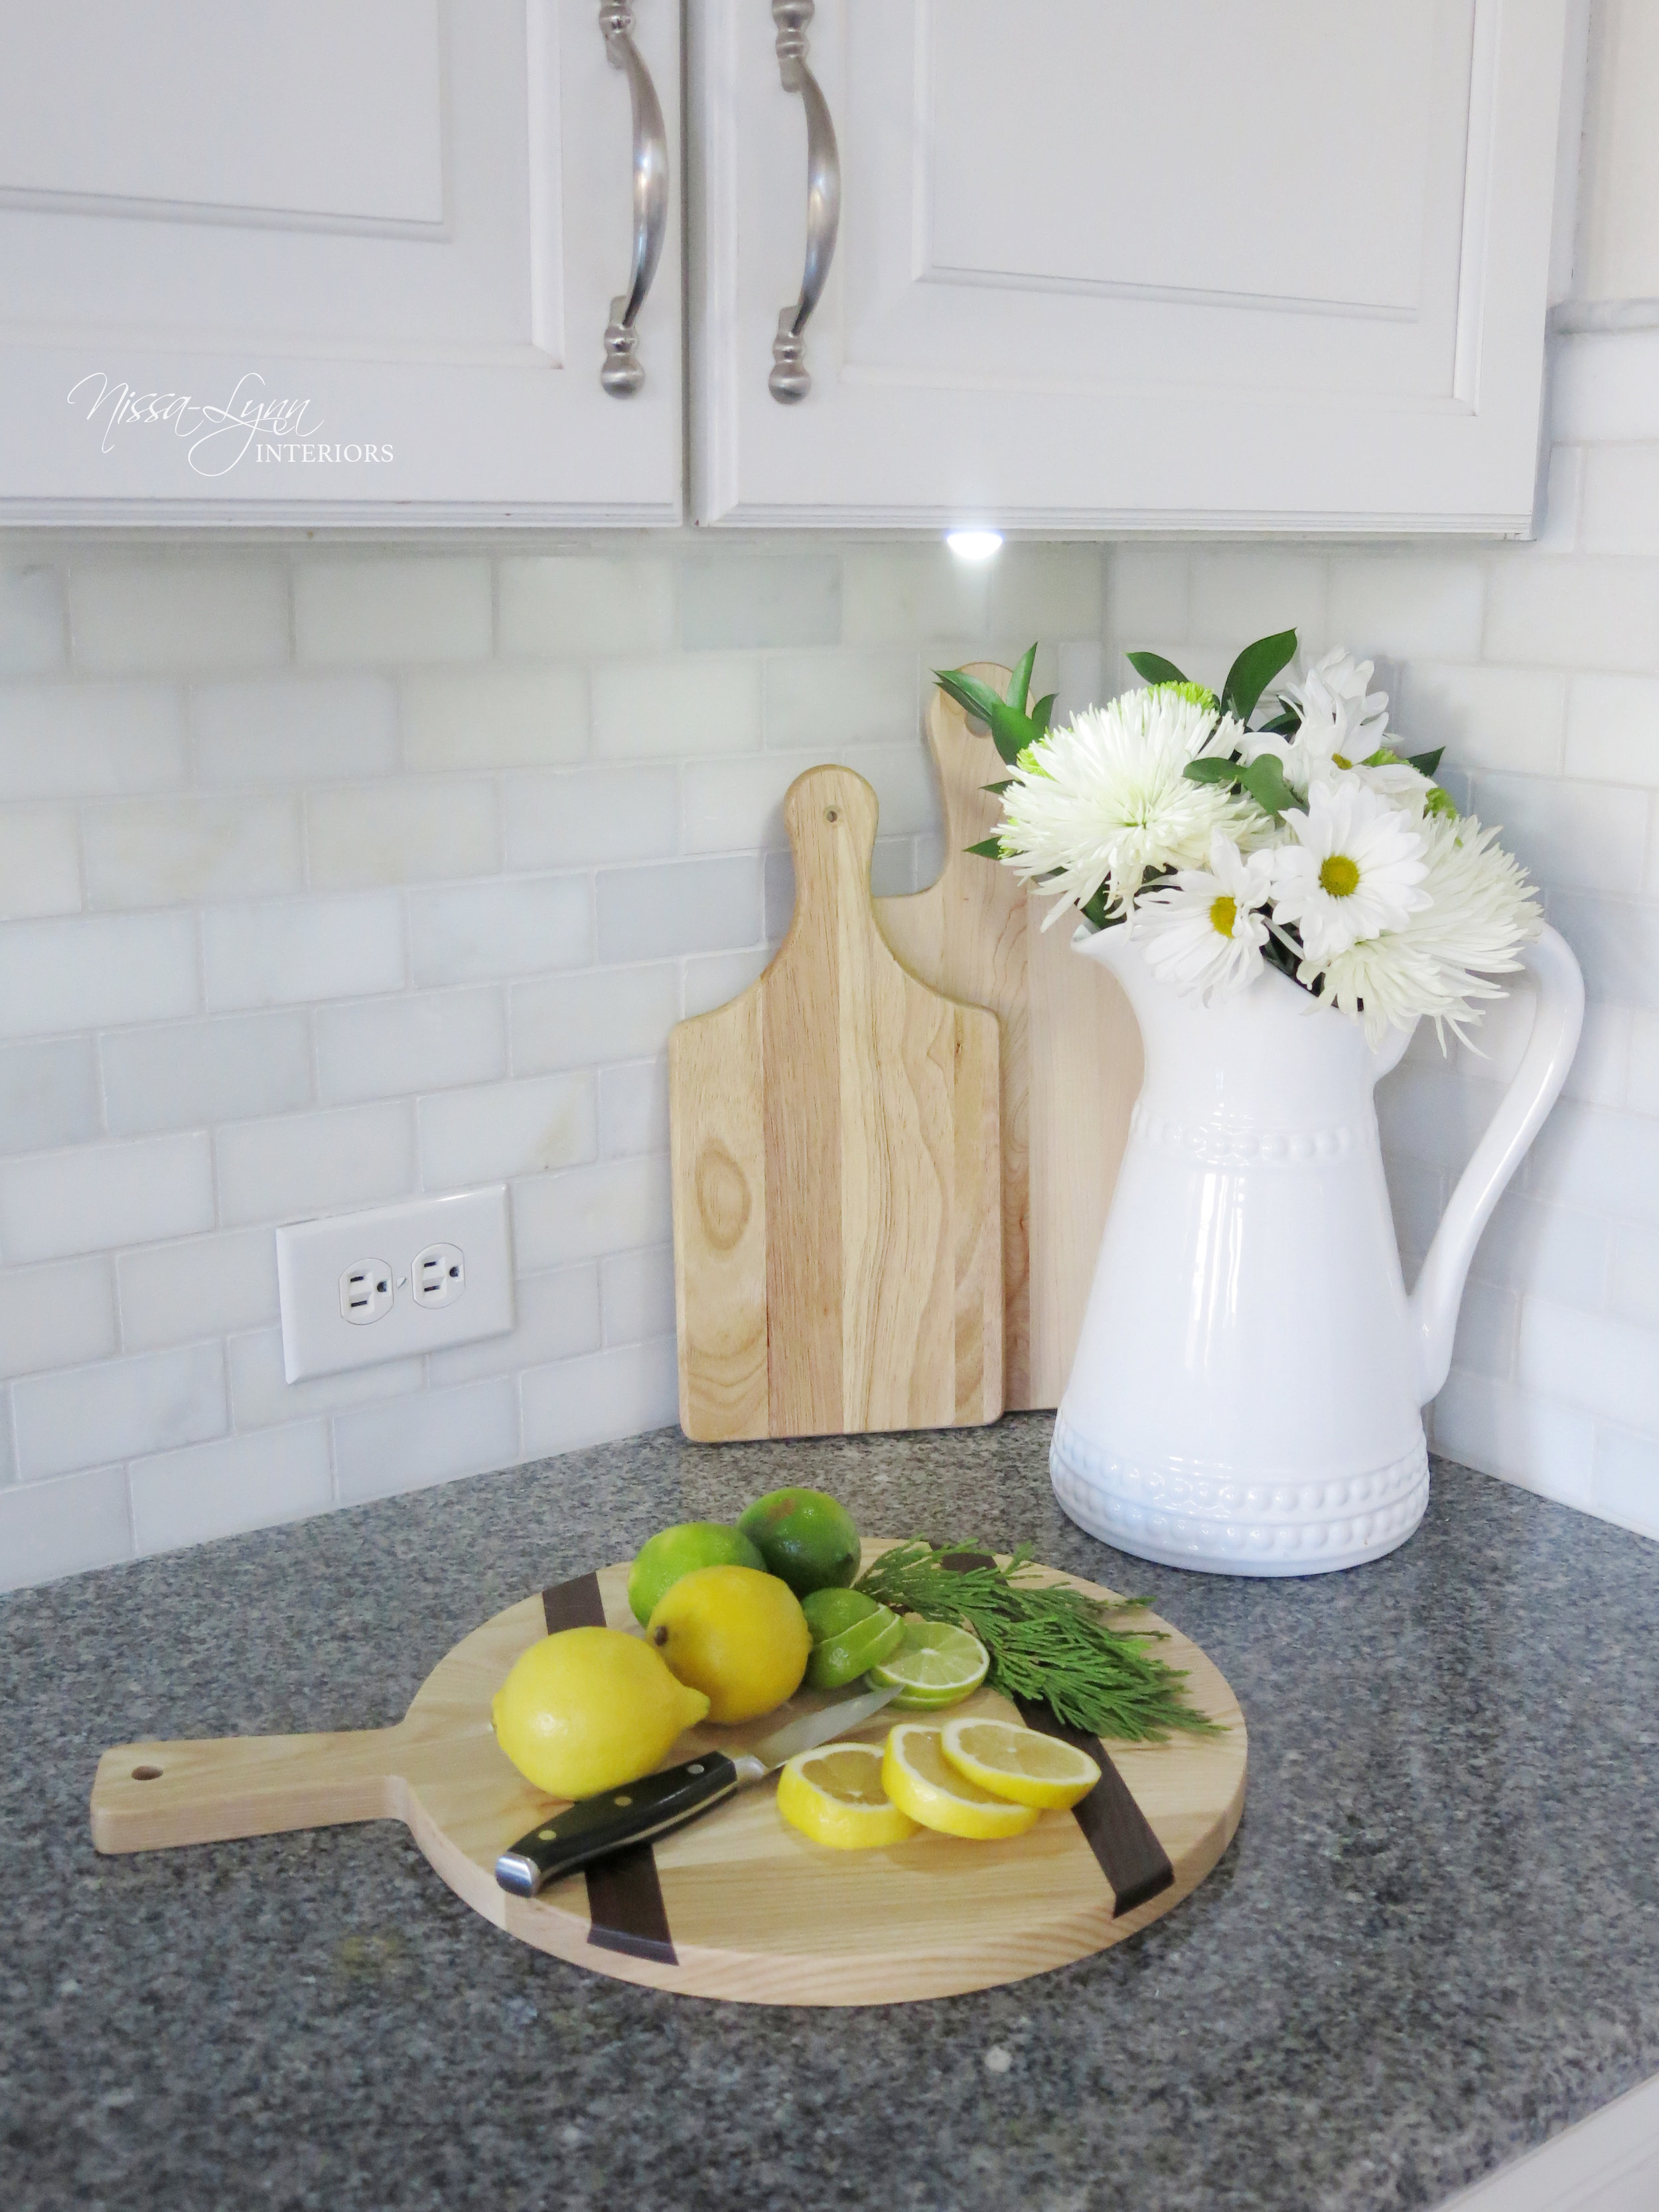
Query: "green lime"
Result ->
[[867, 1619, 989, 1710], [806, 1604, 905, 1691], [801, 1587, 879, 1642], [626, 1522, 765, 1625], [737, 1488, 861, 1598]]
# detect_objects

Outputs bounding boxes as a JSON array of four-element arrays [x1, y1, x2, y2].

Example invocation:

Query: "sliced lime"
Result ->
[[806, 1603, 904, 1690], [866, 1618, 989, 1710], [802, 1586, 879, 1642]]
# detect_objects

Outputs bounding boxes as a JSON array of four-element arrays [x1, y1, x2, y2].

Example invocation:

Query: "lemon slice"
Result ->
[[866, 1619, 989, 1710], [940, 1716, 1102, 1809], [776, 1742, 919, 1850], [881, 1723, 1041, 1841]]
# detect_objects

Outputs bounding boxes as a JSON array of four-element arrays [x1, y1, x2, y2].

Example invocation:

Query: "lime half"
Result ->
[[806, 1602, 904, 1691], [867, 1619, 989, 1710]]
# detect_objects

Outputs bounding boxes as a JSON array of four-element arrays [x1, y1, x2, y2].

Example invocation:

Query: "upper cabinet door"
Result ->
[[0, 0, 680, 524], [693, 0, 1567, 532]]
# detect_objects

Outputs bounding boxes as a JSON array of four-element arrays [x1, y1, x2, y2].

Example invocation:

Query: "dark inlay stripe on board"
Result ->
[[541, 1571, 678, 1966], [938, 1552, 1175, 1919]]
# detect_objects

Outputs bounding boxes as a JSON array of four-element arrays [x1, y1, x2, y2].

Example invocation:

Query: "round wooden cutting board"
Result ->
[[91, 1542, 1247, 2006]]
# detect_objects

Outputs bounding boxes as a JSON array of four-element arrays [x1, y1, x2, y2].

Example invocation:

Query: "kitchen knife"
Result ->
[[494, 1682, 902, 1897]]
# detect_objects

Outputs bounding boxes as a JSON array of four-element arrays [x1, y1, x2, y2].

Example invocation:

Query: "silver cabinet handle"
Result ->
[[769, 1, 841, 404], [599, 3, 670, 396]]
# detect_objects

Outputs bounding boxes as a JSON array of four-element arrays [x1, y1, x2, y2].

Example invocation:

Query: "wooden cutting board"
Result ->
[[875, 667, 1144, 1409], [90, 1543, 1248, 2008], [669, 763, 1003, 1442]]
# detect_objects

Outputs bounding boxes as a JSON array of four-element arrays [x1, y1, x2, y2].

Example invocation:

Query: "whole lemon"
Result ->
[[647, 1565, 812, 1724], [626, 1520, 766, 1625], [490, 1627, 709, 1799], [737, 1487, 861, 1597]]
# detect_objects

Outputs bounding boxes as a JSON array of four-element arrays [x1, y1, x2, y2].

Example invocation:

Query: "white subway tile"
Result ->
[[763, 849, 794, 942], [0, 1037, 101, 1152], [117, 1228, 279, 1354], [1469, 1192, 1611, 1311], [1523, 1297, 1659, 1437], [1056, 640, 1106, 721], [1591, 1427, 1659, 1538], [84, 793, 303, 909], [131, 1422, 332, 1555], [597, 857, 760, 964], [13, 1340, 226, 1481], [1559, 1003, 1633, 1108], [842, 548, 990, 647], [520, 1337, 678, 1458], [102, 1011, 313, 1137], [204, 892, 404, 1009], [0, 1256, 118, 1380], [1432, 1369, 1595, 1505], [1108, 549, 1190, 645], [1485, 555, 1659, 671], [1526, 1098, 1659, 1221], [407, 875, 591, 987], [601, 1244, 675, 1346], [194, 676, 398, 786], [402, 666, 588, 771], [1381, 1153, 1447, 1258], [683, 744, 937, 857], [987, 547, 1104, 641], [1449, 1278, 1520, 1380], [0, 910, 198, 1040], [418, 1072, 595, 1188], [593, 656, 761, 761], [683, 946, 769, 1017], [1630, 1012, 1659, 1114], [70, 561, 287, 674], [762, 650, 917, 751], [1469, 771, 1648, 891], [512, 1155, 672, 1270], [503, 765, 679, 871], [1545, 892, 1659, 1011], [427, 1264, 601, 1384], [0, 808, 81, 918], [0, 1466, 132, 1592], [315, 986, 506, 1105], [1532, 443, 1583, 555], [498, 555, 674, 658], [1188, 552, 1326, 647], [1608, 1221, 1659, 1329], [0, 1134, 213, 1264], [1577, 443, 1659, 556], [1394, 664, 1567, 776], [1563, 674, 1659, 785], [217, 1101, 417, 1228], [229, 1325, 421, 1429], [333, 1376, 521, 1505], [0, 565, 66, 676], [680, 556, 840, 650], [1325, 555, 1486, 661], [510, 964, 679, 1074], [1375, 1065, 1498, 1173], [598, 1059, 666, 1158], [306, 779, 498, 889], [294, 557, 491, 666], [0, 682, 185, 799]]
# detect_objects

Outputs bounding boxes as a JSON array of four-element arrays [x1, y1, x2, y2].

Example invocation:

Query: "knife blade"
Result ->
[[494, 1681, 903, 1897]]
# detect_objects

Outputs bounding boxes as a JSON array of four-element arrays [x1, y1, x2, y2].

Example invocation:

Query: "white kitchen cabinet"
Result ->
[[692, 0, 1569, 534], [0, 0, 681, 524]]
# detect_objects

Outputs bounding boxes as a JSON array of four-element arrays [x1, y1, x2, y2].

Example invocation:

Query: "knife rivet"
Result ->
[[538, 1828, 555, 1841], [688, 1763, 705, 1774], [614, 1794, 632, 1806]]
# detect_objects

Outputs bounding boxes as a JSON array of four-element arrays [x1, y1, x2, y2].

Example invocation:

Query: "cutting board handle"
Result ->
[[90, 1725, 409, 1854]]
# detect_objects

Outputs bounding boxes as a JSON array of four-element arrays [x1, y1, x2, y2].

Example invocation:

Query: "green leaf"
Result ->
[[1423, 786, 1459, 820], [1079, 884, 1114, 930], [965, 836, 1004, 859], [1407, 747, 1445, 776], [1005, 644, 1037, 717], [986, 699, 1039, 765], [1220, 628, 1298, 723], [981, 778, 1012, 796], [1126, 649, 1190, 688], [1183, 757, 1242, 786], [1030, 691, 1056, 734], [1258, 706, 1301, 736], [1237, 752, 1300, 822], [934, 667, 1005, 726]]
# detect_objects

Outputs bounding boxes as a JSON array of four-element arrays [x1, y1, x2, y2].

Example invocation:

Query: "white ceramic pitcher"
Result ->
[[1050, 922, 1584, 1576]]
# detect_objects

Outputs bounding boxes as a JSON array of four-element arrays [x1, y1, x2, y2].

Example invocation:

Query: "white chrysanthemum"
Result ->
[[1130, 832, 1278, 1003], [1271, 779, 1429, 964], [1244, 645, 1409, 796], [997, 688, 1259, 927], [1315, 813, 1542, 1047]]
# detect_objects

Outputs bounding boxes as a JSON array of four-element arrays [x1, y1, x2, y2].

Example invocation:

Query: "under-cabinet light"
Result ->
[[944, 529, 1003, 561]]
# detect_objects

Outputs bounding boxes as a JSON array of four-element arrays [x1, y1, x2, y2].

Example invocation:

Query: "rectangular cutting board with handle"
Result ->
[[875, 666, 1143, 1410], [669, 763, 1003, 1442]]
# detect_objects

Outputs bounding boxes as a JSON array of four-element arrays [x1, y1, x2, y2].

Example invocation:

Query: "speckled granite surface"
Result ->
[[4, 1418, 1658, 2212]]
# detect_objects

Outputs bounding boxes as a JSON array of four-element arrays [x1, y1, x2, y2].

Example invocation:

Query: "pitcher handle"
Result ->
[[1407, 924, 1584, 1403]]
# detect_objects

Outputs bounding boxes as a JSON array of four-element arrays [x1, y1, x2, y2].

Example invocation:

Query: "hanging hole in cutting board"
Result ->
[[131, 1765, 162, 1781]]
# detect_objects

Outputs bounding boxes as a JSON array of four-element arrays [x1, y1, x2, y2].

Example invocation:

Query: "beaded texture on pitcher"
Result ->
[[1129, 1100, 1362, 1168]]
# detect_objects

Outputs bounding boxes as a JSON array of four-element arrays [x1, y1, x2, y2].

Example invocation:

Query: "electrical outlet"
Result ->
[[276, 1187, 515, 1382]]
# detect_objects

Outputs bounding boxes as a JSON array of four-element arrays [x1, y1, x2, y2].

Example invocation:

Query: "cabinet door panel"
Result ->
[[693, 0, 1565, 532], [0, 0, 680, 523]]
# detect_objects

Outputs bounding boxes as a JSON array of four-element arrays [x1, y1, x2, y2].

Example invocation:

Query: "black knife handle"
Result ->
[[495, 1752, 743, 1897]]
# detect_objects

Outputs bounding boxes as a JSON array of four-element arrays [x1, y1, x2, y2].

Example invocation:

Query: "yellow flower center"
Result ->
[[1208, 894, 1237, 938], [1331, 752, 1352, 770], [1319, 853, 1360, 898]]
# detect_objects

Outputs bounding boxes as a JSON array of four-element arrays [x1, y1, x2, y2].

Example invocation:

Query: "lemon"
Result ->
[[737, 1487, 861, 1597], [626, 1521, 765, 1625], [940, 1716, 1101, 1809], [776, 1742, 918, 1850], [867, 1618, 989, 1710], [806, 1603, 904, 1691], [490, 1627, 709, 1799], [647, 1564, 812, 1723], [881, 1723, 1041, 1841]]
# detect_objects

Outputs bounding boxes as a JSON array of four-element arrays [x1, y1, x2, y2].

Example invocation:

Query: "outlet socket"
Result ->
[[412, 1242, 465, 1308], [340, 1261, 394, 1325]]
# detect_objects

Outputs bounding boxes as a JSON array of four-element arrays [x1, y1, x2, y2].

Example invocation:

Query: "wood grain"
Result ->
[[876, 668, 1143, 1409], [670, 765, 1003, 1441], [90, 1542, 1248, 2008]]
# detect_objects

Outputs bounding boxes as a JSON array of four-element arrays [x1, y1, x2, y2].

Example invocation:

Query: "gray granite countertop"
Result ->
[[5, 1416, 1659, 2212]]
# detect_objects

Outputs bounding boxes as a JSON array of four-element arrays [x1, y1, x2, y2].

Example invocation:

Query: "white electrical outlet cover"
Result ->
[[275, 1186, 516, 1383]]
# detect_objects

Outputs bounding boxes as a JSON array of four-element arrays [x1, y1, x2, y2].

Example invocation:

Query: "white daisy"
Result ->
[[996, 687, 1258, 928], [1271, 778, 1429, 965], [1243, 645, 1398, 794], [1131, 833, 1278, 1003]]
